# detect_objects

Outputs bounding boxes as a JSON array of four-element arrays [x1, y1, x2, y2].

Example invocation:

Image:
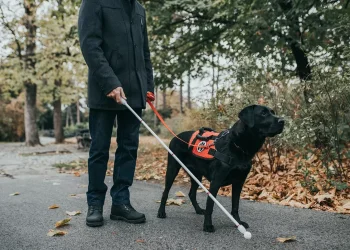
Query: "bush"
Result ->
[[0, 99, 25, 142], [64, 123, 89, 138], [139, 107, 172, 136]]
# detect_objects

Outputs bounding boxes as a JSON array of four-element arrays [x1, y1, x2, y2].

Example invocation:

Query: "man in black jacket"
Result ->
[[78, 0, 154, 227]]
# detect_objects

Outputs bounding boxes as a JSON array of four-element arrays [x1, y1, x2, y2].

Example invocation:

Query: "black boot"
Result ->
[[110, 204, 146, 224], [86, 206, 103, 227]]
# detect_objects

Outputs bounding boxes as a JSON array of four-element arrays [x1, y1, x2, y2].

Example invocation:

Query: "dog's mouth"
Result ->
[[263, 124, 284, 137]]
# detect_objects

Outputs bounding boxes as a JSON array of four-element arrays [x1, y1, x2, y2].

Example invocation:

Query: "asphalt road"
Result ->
[[0, 140, 349, 250], [1, 173, 349, 250]]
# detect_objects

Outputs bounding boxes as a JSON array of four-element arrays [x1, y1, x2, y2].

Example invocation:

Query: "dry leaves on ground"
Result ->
[[9, 192, 20, 196], [168, 198, 185, 206], [175, 191, 186, 197], [276, 236, 297, 243], [48, 204, 59, 209], [66, 211, 81, 216], [47, 229, 67, 237], [56, 137, 350, 214], [136, 239, 145, 243], [55, 218, 71, 228]]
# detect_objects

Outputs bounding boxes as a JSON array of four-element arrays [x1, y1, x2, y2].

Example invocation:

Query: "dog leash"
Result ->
[[147, 100, 209, 148]]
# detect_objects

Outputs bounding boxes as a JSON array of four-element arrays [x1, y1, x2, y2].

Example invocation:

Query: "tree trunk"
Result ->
[[24, 83, 40, 146], [23, 0, 40, 146], [180, 80, 184, 114], [187, 70, 191, 109], [162, 83, 166, 109], [76, 100, 80, 124], [211, 54, 215, 100], [278, 0, 312, 103], [66, 106, 70, 127], [290, 41, 313, 102], [53, 98, 64, 143], [53, 79, 64, 143], [69, 105, 75, 126], [216, 55, 220, 104], [154, 86, 158, 127]]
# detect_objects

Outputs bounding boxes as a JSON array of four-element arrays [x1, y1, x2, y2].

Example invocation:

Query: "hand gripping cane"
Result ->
[[121, 98, 252, 240]]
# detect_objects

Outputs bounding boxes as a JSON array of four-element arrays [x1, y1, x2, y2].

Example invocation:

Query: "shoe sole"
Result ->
[[110, 215, 146, 224], [86, 221, 104, 227]]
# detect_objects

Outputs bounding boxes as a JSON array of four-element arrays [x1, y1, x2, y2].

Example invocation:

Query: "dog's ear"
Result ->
[[238, 105, 256, 128]]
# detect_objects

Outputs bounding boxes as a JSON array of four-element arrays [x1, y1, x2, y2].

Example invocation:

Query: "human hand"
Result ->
[[146, 91, 155, 102], [107, 87, 126, 104]]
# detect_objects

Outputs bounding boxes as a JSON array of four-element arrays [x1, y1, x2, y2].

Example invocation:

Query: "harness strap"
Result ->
[[208, 148, 237, 166], [196, 134, 218, 141], [199, 127, 215, 134]]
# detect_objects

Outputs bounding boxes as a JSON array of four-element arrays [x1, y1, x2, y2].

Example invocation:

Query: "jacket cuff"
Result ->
[[101, 78, 122, 96]]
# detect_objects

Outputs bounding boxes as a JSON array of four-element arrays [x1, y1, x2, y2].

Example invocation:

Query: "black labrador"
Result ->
[[157, 105, 285, 232]]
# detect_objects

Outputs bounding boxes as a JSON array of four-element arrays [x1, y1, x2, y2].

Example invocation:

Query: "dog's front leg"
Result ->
[[231, 179, 249, 229], [203, 183, 221, 232], [203, 170, 230, 233]]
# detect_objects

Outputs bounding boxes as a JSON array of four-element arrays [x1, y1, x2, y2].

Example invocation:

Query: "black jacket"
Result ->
[[78, 0, 154, 110]]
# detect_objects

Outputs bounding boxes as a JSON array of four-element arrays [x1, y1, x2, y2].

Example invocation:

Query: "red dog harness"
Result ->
[[188, 127, 239, 166], [189, 128, 219, 160]]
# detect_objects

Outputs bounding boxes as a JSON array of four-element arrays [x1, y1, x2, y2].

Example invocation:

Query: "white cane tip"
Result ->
[[244, 231, 252, 239]]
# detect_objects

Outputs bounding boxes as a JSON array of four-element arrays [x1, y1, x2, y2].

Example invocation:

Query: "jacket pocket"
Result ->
[[109, 50, 122, 74], [136, 14, 145, 42]]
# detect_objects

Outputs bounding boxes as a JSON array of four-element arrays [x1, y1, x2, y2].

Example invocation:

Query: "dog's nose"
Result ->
[[278, 119, 285, 125]]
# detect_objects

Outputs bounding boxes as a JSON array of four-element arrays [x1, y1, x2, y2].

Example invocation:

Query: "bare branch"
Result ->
[[0, 3, 22, 59]]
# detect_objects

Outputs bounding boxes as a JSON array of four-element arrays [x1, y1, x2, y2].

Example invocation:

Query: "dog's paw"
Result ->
[[195, 208, 206, 215], [239, 221, 249, 229], [203, 224, 215, 233], [157, 211, 167, 218]]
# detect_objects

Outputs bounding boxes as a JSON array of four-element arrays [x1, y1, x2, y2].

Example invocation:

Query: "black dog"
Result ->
[[157, 105, 284, 232]]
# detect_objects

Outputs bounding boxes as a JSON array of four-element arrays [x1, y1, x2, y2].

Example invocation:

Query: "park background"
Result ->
[[0, 0, 349, 214]]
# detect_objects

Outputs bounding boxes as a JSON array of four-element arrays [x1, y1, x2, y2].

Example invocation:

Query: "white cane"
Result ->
[[121, 98, 252, 239]]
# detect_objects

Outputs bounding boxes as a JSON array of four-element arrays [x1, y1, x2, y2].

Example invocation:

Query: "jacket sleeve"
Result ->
[[142, 11, 155, 93], [78, 0, 121, 96]]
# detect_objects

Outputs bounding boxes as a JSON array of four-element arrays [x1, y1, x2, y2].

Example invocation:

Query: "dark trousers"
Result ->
[[87, 108, 142, 206]]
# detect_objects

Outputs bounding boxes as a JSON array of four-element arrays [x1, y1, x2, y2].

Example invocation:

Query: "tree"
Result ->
[[37, 0, 84, 143], [143, 0, 350, 104], [0, 0, 46, 146]]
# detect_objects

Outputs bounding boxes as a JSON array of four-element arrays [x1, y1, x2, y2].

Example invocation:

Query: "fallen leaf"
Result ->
[[166, 198, 185, 206], [70, 194, 77, 197], [197, 189, 205, 193], [9, 192, 20, 196], [136, 239, 145, 243], [49, 204, 60, 209], [47, 229, 67, 237], [343, 202, 350, 210], [74, 172, 81, 177], [314, 193, 334, 203], [276, 236, 297, 243], [175, 191, 186, 197], [55, 218, 71, 228], [66, 211, 81, 216]]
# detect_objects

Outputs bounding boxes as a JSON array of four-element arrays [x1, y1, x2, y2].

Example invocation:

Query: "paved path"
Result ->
[[0, 140, 349, 250]]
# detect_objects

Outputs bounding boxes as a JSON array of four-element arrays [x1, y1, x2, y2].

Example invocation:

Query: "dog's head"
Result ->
[[238, 105, 284, 137]]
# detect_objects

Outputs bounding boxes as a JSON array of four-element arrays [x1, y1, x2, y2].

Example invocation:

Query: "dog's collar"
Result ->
[[231, 130, 249, 155], [214, 129, 249, 155], [233, 141, 248, 155]]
